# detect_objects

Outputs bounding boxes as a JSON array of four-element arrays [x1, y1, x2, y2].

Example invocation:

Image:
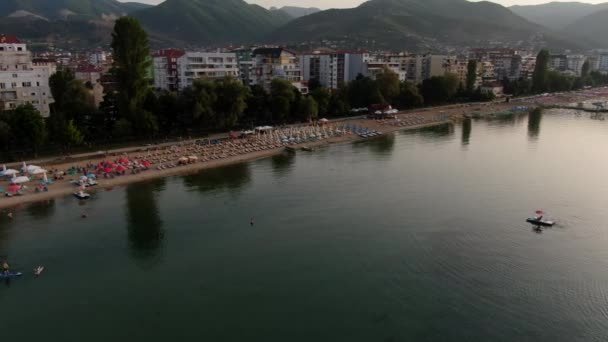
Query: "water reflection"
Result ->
[[411, 122, 455, 142], [461, 118, 472, 146], [126, 179, 165, 265], [528, 109, 543, 140], [182, 163, 252, 195], [354, 134, 396, 158], [270, 152, 296, 177], [25, 200, 56, 221]]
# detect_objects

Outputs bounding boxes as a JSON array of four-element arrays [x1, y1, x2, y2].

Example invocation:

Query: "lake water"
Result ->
[[1, 110, 608, 341]]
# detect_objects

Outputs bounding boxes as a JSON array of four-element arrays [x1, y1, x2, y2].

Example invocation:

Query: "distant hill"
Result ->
[[564, 8, 608, 47], [0, 0, 147, 20], [510, 1, 608, 30], [134, 0, 292, 45], [268, 0, 567, 50], [272, 6, 321, 19]]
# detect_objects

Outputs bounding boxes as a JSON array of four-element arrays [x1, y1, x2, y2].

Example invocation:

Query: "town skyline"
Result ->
[[116, 0, 607, 10]]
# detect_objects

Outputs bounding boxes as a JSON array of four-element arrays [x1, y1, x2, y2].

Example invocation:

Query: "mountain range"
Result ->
[[0, 0, 607, 50]]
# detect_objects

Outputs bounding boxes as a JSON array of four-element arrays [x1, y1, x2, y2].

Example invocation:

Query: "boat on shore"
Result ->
[[73, 191, 91, 200]]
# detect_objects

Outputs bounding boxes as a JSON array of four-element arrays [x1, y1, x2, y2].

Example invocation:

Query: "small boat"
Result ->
[[0, 272, 23, 279], [73, 191, 91, 200], [301, 146, 314, 152], [526, 218, 555, 227], [527, 210, 555, 227], [34, 266, 44, 276]]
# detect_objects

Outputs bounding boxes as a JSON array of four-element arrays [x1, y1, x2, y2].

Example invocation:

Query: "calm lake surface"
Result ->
[[2, 110, 608, 341]]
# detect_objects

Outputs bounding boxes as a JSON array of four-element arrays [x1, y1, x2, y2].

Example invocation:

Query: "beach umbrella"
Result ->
[[87, 173, 96, 179], [103, 167, 113, 173], [116, 165, 126, 172], [8, 184, 20, 193], [11, 176, 30, 184], [3, 169, 17, 176], [80, 175, 88, 182]]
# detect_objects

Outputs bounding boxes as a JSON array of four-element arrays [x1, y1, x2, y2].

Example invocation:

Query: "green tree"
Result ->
[[396, 81, 423, 109], [375, 68, 400, 104], [581, 60, 591, 79], [466, 60, 478, 94], [11, 104, 46, 155], [297, 96, 319, 122], [328, 87, 350, 117], [62, 79, 95, 126], [270, 79, 297, 123], [214, 77, 251, 128], [64, 119, 84, 149], [111, 17, 152, 136], [347, 75, 384, 108], [420, 74, 459, 105], [310, 87, 331, 118], [49, 69, 75, 112], [532, 49, 550, 93], [245, 85, 271, 124]]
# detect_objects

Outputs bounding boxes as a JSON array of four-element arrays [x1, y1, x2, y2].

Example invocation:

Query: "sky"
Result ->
[[117, 0, 605, 9]]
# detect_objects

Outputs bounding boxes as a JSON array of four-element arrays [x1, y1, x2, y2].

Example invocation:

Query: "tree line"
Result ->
[[1, 19, 608, 160]]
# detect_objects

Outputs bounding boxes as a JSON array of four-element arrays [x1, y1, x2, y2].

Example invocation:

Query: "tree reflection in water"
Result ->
[[126, 178, 166, 266]]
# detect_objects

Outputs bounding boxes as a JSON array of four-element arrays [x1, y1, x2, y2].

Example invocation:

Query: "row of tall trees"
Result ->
[[5, 18, 608, 159]]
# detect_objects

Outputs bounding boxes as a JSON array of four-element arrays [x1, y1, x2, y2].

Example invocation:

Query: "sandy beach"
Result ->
[[1, 87, 607, 210]]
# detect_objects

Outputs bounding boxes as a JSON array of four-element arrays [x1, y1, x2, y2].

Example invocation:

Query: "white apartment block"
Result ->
[[599, 54, 608, 72], [567, 55, 587, 77], [0, 35, 54, 117], [301, 51, 367, 89], [153, 50, 239, 91], [177, 52, 239, 90]]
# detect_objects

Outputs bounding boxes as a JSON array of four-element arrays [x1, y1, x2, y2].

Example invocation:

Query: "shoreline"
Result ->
[[2, 88, 607, 210], [0, 120, 446, 210]]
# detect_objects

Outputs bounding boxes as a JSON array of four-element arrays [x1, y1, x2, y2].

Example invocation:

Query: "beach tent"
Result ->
[[31, 168, 47, 175], [11, 176, 30, 184]]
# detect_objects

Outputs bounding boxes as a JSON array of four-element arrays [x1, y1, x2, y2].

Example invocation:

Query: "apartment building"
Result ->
[[301, 51, 367, 89], [0, 35, 54, 116], [251, 48, 307, 93]]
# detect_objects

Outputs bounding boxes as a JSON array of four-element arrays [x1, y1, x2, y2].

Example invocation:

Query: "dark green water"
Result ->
[[2, 110, 608, 341]]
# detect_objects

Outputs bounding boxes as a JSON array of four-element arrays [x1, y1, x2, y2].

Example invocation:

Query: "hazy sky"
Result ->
[[118, 0, 606, 9]]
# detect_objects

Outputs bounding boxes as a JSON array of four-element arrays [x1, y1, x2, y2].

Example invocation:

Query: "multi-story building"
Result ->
[[177, 51, 239, 90], [421, 55, 447, 80], [598, 53, 608, 72], [550, 54, 568, 72], [152, 49, 185, 92], [0, 35, 54, 116], [567, 55, 587, 77], [233, 48, 255, 86], [251, 48, 307, 93], [301, 51, 367, 89], [153, 50, 239, 91]]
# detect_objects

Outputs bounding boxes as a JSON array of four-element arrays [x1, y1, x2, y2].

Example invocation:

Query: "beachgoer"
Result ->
[[7, 212, 13, 219], [2, 260, 9, 275], [250, 218, 254, 226]]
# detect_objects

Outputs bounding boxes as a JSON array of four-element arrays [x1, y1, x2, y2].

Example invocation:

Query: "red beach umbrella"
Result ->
[[116, 165, 126, 172], [103, 167, 113, 173], [8, 185, 20, 193]]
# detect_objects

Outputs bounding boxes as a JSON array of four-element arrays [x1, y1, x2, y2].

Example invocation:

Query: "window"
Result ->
[[12, 74, 17, 78], [31, 92, 36, 96], [22, 82, 32, 87], [0, 83, 4, 89], [17, 47, 23, 51], [36, 82, 40, 87], [11, 82, 17, 88]]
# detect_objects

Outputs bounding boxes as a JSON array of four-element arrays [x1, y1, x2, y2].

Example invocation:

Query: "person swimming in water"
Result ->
[[2, 260, 10, 275]]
